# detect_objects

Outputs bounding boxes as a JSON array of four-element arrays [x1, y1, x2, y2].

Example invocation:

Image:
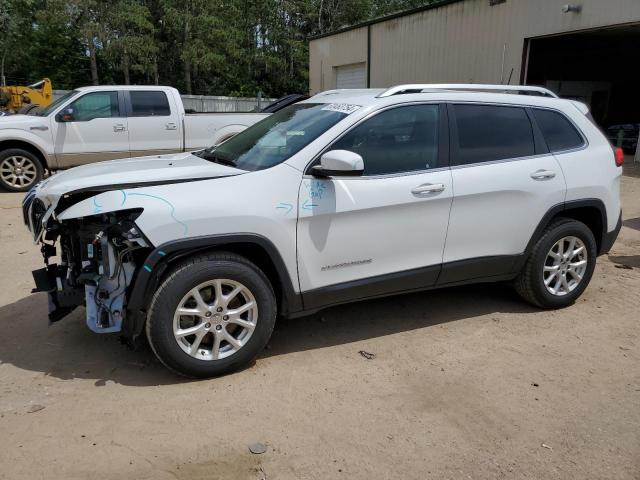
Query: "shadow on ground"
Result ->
[[608, 254, 640, 269], [622, 216, 640, 232], [0, 283, 536, 386]]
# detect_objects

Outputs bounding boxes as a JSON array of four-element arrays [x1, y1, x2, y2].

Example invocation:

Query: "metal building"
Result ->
[[309, 0, 640, 145]]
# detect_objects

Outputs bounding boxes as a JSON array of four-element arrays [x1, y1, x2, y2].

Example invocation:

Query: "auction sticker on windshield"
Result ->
[[321, 103, 360, 114]]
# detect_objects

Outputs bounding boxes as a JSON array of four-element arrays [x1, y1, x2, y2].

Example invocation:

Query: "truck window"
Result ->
[[69, 92, 119, 121], [38, 90, 79, 116], [129, 91, 171, 117]]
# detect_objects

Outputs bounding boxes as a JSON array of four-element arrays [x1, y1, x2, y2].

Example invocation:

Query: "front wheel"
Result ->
[[146, 252, 277, 378], [0, 148, 44, 192], [515, 218, 597, 309]]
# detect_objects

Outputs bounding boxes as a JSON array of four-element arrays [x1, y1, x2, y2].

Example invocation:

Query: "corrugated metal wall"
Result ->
[[309, 26, 368, 94], [309, 0, 640, 93]]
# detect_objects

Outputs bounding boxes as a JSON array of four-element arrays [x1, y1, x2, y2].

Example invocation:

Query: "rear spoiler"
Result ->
[[569, 100, 590, 115]]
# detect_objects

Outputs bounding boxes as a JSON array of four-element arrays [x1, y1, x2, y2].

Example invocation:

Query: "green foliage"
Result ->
[[102, 0, 157, 83], [1, 0, 435, 95], [1, 0, 39, 84]]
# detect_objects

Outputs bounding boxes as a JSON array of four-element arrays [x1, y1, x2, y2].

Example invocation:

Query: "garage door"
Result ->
[[335, 63, 367, 89]]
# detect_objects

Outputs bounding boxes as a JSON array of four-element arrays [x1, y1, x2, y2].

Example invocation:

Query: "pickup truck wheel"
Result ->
[[146, 252, 277, 378], [0, 149, 43, 192], [514, 218, 597, 309]]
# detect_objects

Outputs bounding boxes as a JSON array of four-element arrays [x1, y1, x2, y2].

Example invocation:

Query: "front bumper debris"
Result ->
[[32, 265, 84, 323]]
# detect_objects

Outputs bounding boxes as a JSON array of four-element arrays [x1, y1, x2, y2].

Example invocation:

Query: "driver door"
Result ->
[[297, 103, 453, 309], [52, 90, 130, 167]]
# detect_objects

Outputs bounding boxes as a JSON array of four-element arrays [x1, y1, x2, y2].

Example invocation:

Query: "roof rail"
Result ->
[[377, 84, 559, 98], [314, 88, 377, 97]]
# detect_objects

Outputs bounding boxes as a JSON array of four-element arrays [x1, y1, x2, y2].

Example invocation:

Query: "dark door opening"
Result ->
[[525, 24, 640, 155]]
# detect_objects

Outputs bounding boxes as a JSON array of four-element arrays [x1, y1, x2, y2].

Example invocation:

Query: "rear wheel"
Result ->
[[515, 218, 597, 308], [146, 252, 277, 378], [0, 148, 43, 192]]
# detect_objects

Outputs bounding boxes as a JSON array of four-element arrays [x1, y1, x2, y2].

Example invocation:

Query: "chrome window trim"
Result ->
[[301, 165, 450, 181], [302, 99, 590, 179], [447, 101, 589, 167], [449, 152, 551, 170]]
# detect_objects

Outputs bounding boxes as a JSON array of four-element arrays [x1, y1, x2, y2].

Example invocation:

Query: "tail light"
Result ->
[[614, 147, 625, 167]]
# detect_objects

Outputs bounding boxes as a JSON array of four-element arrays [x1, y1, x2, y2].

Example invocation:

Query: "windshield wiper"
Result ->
[[195, 149, 237, 167]]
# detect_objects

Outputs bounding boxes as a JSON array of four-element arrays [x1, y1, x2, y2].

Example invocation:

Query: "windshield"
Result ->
[[197, 103, 353, 171], [36, 90, 79, 116]]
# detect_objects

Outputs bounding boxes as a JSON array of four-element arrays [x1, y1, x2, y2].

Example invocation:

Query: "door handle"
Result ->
[[165, 123, 178, 130], [113, 124, 127, 132], [411, 183, 446, 195], [530, 169, 556, 180]]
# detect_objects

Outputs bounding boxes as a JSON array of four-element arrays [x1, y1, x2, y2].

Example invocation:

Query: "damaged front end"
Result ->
[[24, 190, 151, 338]]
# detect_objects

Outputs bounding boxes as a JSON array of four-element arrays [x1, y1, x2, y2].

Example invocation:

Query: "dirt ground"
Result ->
[[0, 176, 638, 480]]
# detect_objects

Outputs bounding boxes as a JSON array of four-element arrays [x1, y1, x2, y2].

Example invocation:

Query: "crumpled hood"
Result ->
[[35, 151, 243, 206], [0, 114, 44, 130]]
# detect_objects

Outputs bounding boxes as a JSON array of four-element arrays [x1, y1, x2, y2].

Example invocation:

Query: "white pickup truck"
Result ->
[[0, 85, 271, 191]]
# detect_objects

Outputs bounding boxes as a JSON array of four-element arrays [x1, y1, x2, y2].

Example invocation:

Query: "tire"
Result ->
[[0, 148, 44, 192], [146, 252, 277, 378], [514, 218, 597, 309]]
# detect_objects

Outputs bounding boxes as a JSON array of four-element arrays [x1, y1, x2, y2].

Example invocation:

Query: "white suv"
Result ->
[[24, 84, 622, 377]]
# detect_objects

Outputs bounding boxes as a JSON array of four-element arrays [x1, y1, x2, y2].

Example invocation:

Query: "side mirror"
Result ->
[[312, 150, 364, 177], [56, 107, 74, 122]]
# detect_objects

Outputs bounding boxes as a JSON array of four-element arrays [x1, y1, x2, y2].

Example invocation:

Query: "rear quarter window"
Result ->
[[531, 109, 584, 152]]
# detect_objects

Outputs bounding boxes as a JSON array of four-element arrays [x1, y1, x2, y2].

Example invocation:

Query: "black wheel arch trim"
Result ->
[[127, 233, 302, 319], [515, 198, 613, 272], [600, 210, 622, 256]]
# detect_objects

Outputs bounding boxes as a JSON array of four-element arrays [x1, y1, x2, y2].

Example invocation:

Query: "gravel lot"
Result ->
[[0, 175, 638, 480]]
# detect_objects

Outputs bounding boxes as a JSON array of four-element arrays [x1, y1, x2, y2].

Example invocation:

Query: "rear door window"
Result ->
[[452, 104, 535, 165], [531, 108, 584, 152], [129, 91, 171, 117]]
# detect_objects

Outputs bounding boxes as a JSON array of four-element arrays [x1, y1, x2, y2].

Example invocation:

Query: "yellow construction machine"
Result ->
[[0, 78, 53, 114]]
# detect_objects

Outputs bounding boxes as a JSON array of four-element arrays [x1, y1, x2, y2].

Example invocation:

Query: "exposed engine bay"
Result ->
[[28, 204, 150, 335]]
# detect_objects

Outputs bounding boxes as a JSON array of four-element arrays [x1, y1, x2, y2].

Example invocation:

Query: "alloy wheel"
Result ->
[[0, 156, 38, 188], [543, 236, 588, 296], [173, 279, 258, 361]]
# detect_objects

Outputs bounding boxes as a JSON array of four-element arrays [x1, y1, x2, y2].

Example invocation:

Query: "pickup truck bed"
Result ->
[[182, 112, 269, 151]]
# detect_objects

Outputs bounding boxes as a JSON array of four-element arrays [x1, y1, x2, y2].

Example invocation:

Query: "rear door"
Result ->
[[297, 103, 453, 308], [126, 90, 182, 157], [52, 90, 129, 167], [440, 102, 566, 283]]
